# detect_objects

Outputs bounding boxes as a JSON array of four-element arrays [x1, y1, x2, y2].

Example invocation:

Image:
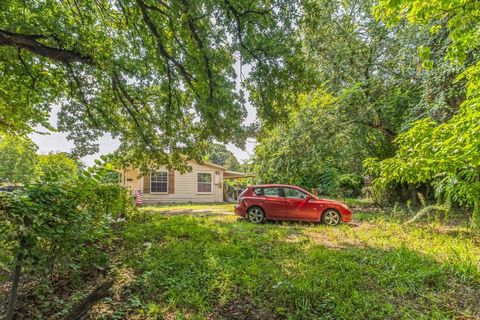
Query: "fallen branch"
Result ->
[[63, 279, 114, 320]]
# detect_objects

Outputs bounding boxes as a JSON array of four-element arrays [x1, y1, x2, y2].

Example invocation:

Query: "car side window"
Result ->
[[253, 188, 264, 196], [283, 188, 306, 199], [263, 187, 280, 197]]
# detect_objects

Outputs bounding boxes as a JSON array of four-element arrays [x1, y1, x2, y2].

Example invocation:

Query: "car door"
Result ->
[[282, 187, 318, 220], [261, 187, 286, 219]]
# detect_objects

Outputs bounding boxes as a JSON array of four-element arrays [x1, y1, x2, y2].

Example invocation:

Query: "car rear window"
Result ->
[[263, 187, 281, 197]]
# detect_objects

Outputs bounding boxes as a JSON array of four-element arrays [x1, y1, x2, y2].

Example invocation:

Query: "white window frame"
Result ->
[[196, 171, 213, 194], [150, 171, 168, 194]]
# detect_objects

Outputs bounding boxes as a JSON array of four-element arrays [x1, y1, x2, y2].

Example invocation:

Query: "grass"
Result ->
[[91, 203, 480, 320]]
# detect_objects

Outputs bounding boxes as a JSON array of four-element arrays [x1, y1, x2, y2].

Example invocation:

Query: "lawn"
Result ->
[[90, 203, 480, 320]]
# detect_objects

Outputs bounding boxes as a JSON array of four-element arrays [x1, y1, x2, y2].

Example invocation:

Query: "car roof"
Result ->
[[251, 184, 302, 188]]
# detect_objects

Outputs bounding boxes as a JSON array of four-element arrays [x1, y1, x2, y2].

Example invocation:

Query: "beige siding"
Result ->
[[121, 168, 141, 192], [121, 161, 224, 203]]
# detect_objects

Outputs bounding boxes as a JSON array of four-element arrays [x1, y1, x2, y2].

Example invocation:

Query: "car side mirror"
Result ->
[[305, 195, 312, 201]]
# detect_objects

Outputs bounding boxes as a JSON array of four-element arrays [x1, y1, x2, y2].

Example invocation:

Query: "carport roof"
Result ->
[[224, 170, 256, 180]]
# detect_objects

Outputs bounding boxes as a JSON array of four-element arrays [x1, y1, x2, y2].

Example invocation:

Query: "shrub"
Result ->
[[338, 174, 363, 197], [0, 165, 134, 318]]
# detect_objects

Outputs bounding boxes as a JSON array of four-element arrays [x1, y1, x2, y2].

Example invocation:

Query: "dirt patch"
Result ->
[[146, 208, 234, 216]]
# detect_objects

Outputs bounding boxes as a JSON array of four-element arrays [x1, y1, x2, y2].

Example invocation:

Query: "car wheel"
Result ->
[[248, 207, 265, 224], [322, 209, 341, 226]]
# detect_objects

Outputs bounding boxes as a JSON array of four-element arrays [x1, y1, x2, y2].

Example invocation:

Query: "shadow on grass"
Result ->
[[112, 214, 480, 320]]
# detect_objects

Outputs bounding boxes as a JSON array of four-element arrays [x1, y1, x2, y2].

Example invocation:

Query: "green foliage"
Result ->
[[37, 152, 79, 182], [365, 106, 480, 223], [0, 0, 299, 165], [0, 134, 38, 184], [254, 88, 381, 195], [0, 156, 134, 320], [338, 174, 364, 198], [204, 143, 242, 171], [371, 0, 480, 227], [0, 135, 83, 186], [252, 0, 431, 197]]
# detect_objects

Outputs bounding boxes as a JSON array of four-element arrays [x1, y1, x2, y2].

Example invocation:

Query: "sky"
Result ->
[[29, 61, 257, 166]]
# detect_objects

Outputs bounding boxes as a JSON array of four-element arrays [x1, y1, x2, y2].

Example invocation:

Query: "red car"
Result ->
[[234, 184, 352, 225]]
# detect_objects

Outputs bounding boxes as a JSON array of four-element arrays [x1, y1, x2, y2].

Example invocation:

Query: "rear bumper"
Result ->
[[234, 204, 247, 217]]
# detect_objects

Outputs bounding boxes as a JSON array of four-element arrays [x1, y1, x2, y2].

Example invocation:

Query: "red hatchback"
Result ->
[[234, 184, 352, 226]]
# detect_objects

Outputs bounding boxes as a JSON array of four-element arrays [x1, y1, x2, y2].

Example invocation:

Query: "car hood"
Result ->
[[315, 198, 342, 204], [311, 198, 350, 208]]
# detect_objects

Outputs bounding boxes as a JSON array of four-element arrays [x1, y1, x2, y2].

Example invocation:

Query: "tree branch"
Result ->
[[136, 0, 195, 87], [0, 29, 93, 65], [223, 0, 267, 64], [182, 0, 214, 102]]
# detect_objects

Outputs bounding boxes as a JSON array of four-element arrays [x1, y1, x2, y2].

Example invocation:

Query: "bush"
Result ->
[[338, 174, 363, 197], [0, 166, 134, 318]]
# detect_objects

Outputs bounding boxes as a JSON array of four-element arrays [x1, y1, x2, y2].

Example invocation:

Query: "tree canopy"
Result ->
[[204, 143, 242, 171], [1, 0, 298, 166]]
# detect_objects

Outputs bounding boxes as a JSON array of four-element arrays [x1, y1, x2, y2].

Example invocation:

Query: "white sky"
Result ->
[[29, 60, 257, 166]]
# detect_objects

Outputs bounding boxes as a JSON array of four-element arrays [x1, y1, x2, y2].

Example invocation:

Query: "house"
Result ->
[[119, 160, 254, 203]]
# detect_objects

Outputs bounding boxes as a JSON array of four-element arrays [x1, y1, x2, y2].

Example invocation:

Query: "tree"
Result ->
[[204, 143, 241, 171], [370, 0, 480, 227], [0, 0, 299, 167], [254, 89, 366, 195], [252, 0, 429, 194], [0, 134, 38, 184], [37, 152, 79, 182]]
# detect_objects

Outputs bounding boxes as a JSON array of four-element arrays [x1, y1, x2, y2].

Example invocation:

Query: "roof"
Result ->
[[195, 160, 226, 170]]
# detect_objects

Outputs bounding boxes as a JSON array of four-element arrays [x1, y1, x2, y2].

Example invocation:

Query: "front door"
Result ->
[[282, 187, 318, 220]]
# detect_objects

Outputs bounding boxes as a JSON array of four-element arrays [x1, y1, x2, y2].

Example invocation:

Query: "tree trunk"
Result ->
[[6, 238, 26, 320], [408, 183, 417, 207], [471, 167, 480, 229]]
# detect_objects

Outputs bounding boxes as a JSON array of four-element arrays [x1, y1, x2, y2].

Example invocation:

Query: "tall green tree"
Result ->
[[1, 0, 299, 166], [204, 143, 242, 171], [0, 134, 38, 184], [252, 0, 429, 192]]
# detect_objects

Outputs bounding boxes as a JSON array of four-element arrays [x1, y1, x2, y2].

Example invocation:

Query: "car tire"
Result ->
[[248, 207, 265, 224], [322, 209, 341, 226]]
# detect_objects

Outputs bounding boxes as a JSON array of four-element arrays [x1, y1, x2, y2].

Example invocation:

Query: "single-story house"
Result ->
[[119, 160, 254, 203]]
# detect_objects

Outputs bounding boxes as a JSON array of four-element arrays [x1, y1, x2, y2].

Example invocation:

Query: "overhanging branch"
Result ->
[[0, 29, 94, 65]]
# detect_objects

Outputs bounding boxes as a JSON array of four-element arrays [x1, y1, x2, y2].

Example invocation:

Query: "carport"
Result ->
[[223, 170, 256, 201]]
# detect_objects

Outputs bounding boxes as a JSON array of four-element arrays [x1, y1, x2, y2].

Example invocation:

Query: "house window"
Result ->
[[151, 171, 168, 193], [197, 172, 212, 193]]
